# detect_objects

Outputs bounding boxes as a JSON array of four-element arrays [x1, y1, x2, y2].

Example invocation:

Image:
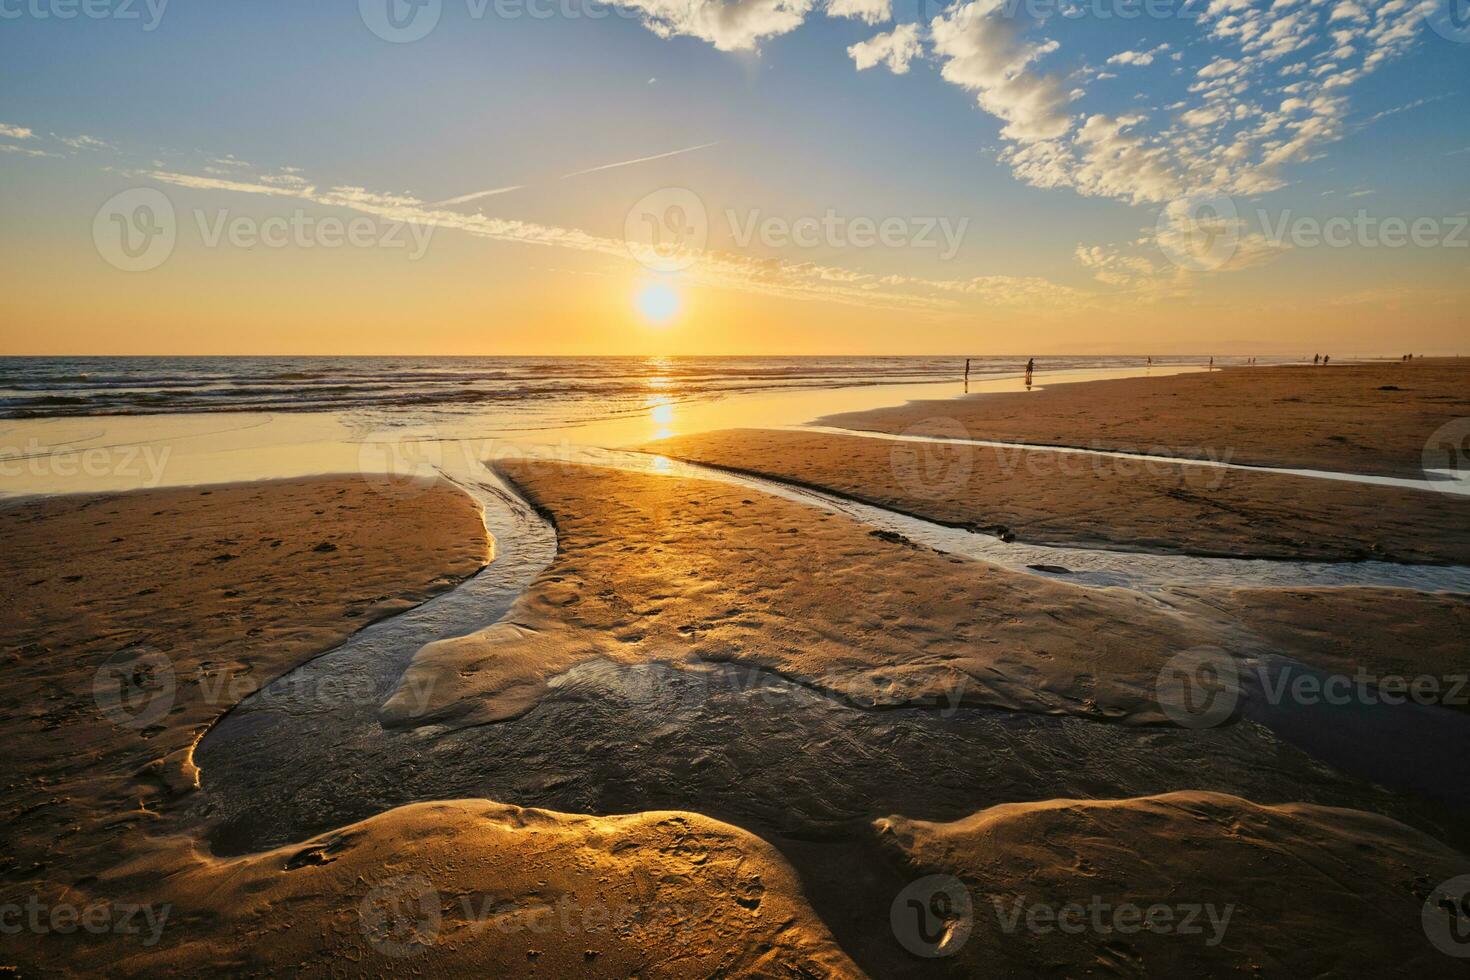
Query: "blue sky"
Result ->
[[1, 0, 1467, 354]]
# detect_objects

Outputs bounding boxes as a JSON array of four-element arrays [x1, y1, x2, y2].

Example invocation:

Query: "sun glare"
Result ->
[[635, 281, 681, 325]]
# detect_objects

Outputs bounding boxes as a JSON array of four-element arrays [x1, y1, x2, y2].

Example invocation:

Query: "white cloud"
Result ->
[[929, 2, 1072, 143], [1107, 42, 1170, 67], [613, 0, 814, 51], [826, 0, 891, 25], [0, 123, 35, 140], [848, 24, 923, 74]]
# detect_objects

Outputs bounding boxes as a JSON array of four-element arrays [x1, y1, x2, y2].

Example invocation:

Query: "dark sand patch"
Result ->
[[1207, 587, 1470, 711], [875, 791, 1469, 975], [823, 358, 1470, 480], [648, 427, 1470, 562]]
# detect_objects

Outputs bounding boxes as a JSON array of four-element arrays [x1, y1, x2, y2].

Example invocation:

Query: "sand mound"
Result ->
[[875, 790, 1469, 975], [31, 800, 859, 978]]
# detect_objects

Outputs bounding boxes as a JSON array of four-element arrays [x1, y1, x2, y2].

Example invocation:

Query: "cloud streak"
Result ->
[[560, 141, 720, 179]]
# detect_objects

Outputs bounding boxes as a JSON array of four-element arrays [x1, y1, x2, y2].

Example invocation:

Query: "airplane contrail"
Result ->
[[560, 141, 719, 179], [433, 184, 525, 207]]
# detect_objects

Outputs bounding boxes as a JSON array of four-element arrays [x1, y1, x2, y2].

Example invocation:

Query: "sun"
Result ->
[[635, 281, 681, 325]]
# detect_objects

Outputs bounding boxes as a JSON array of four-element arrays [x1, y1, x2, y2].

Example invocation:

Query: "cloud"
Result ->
[[612, 0, 814, 51], [0, 123, 35, 140], [848, 24, 923, 74], [929, 1, 1072, 143], [826, 0, 890, 24], [561, 141, 720, 178], [140, 165, 999, 314], [1107, 43, 1170, 67]]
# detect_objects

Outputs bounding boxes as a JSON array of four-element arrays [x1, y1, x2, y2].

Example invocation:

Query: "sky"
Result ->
[[0, 0, 1466, 356]]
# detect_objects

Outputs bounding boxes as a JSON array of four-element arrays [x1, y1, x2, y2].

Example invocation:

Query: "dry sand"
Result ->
[[824, 358, 1470, 479], [648, 427, 1470, 562], [384, 460, 1213, 731], [0, 476, 858, 977], [875, 791, 1469, 975]]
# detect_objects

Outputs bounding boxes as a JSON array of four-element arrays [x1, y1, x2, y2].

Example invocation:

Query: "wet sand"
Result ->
[[5, 361, 1470, 977], [823, 358, 1470, 479], [384, 461, 1213, 731], [877, 791, 1466, 975], [0, 476, 857, 977], [648, 427, 1470, 563]]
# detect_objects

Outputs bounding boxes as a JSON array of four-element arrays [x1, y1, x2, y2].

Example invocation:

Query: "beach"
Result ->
[[2, 359, 1467, 976]]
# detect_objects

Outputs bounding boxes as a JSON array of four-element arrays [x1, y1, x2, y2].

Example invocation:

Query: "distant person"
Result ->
[[1146, 356, 1152, 365], [1314, 354, 1320, 365], [964, 358, 971, 382], [1323, 354, 1331, 365], [1209, 356, 1214, 371], [1024, 357, 1035, 390]]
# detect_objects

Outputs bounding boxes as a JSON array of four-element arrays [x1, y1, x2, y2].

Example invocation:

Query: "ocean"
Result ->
[[0, 355, 1252, 421]]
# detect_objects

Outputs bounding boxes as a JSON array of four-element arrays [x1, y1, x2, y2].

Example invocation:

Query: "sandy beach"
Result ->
[[3, 361, 1467, 977], [824, 358, 1470, 479]]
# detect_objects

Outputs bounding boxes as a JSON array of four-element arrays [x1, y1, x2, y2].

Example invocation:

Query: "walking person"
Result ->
[[1024, 357, 1035, 390]]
